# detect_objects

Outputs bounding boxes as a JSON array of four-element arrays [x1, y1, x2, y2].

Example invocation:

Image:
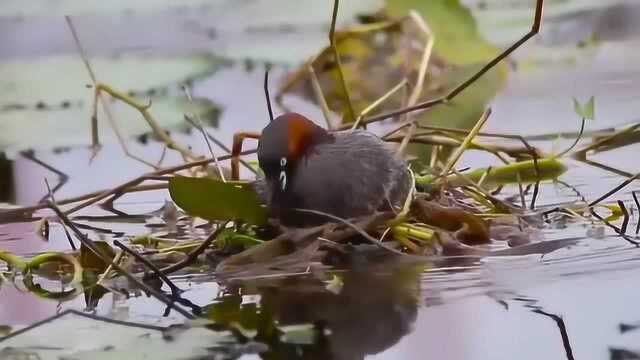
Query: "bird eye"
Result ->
[[279, 170, 287, 191], [280, 157, 287, 167]]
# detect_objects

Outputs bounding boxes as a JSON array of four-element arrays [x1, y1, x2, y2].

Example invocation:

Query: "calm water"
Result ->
[[2, 1, 640, 359]]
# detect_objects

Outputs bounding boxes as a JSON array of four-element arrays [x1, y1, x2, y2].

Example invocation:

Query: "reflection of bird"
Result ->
[[253, 112, 411, 226]]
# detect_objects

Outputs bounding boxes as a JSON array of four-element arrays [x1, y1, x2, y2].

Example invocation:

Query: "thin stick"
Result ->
[[555, 118, 586, 158], [264, 70, 275, 122], [351, 79, 407, 130], [48, 204, 195, 318], [292, 208, 406, 256], [618, 200, 630, 235], [182, 85, 225, 182], [65, 16, 156, 168], [113, 240, 181, 296], [21, 150, 69, 203], [441, 108, 492, 177], [148, 222, 229, 279], [574, 123, 640, 157], [0, 309, 164, 342], [396, 11, 434, 156], [0, 151, 256, 220], [94, 83, 198, 162], [590, 208, 639, 246], [588, 172, 640, 207], [44, 179, 76, 251], [530, 181, 541, 210], [183, 115, 256, 174], [329, 0, 356, 123], [308, 62, 334, 129], [632, 191, 640, 235], [531, 309, 575, 360], [516, 171, 526, 209]]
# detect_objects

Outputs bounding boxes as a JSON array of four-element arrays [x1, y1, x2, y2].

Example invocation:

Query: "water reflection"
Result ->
[[207, 259, 423, 360]]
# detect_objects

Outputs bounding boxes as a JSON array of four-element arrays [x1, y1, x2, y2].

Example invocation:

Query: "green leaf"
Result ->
[[385, 0, 508, 167], [168, 176, 267, 225], [573, 96, 595, 120], [386, 0, 499, 65]]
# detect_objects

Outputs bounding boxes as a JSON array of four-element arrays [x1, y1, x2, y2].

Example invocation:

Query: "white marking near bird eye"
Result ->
[[280, 157, 287, 167], [279, 170, 287, 191]]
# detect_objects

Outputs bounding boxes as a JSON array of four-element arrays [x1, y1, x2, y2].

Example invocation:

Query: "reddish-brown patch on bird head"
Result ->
[[284, 112, 329, 159]]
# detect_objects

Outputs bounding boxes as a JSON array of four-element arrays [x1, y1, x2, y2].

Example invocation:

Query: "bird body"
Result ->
[[253, 113, 411, 226]]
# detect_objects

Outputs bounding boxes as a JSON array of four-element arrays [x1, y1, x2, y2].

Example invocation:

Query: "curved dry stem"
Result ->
[[329, 0, 356, 123], [94, 83, 199, 163], [555, 118, 586, 158]]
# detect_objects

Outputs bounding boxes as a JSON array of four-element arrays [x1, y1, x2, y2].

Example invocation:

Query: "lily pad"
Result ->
[[0, 96, 218, 156], [0, 0, 213, 16], [0, 310, 232, 360], [0, 54, 222, 108], [168, 176, 267, 225]]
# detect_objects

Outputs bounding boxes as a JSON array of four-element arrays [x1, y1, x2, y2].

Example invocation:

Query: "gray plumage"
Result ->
[[253, 129, 411, 226]]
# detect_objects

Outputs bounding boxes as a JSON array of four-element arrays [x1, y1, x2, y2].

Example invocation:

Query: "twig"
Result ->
[[113, 240, 181, 296], [329, 0, 356, 123], [63, 150, 255, 215], [308, 62, 334, 129], [440, 108, 492, 177], [555, 118, 586, 158], [112, 240, 202, 315], [292, 208, 407, 256], [182, 85, 225, 182], [590, 208, 639, 246], [351, 79, 407, 130], [65, 16, 157, 168], [531, 309, 575, 360], [618, 200, 630, 235], [148, 222, 229, 279], [0, 309, 164, 342], [395, 10, 434, 156], [0, 150, 257, 221], [588, 172, 640, 207], [93, 83, 198, 162], [21, 150, 69, 203], [264, 69, 275, 122], [356, 0, 544, 124], [516, 171, 526, 210], [183, 115, 257, 174], [47, 203, 195, 318], [44, 179, 76, 251], [633, 191, 640, 235]]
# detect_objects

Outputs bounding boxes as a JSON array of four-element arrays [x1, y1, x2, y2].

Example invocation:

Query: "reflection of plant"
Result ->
[[207, 262, 423, 359], [0, 250, 83, 301]]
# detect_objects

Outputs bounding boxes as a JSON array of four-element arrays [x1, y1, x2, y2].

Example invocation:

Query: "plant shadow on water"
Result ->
[[3, 1, 640, 359]]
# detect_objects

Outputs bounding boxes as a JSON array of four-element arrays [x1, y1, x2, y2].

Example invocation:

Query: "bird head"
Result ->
[[257, 112, 333, 195]]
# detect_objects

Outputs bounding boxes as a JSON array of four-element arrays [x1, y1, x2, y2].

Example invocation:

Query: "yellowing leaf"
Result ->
[[573, 96, 595, 120]]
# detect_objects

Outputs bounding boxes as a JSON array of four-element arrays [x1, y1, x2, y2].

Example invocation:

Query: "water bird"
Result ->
[[252, 112, 411, 226]]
